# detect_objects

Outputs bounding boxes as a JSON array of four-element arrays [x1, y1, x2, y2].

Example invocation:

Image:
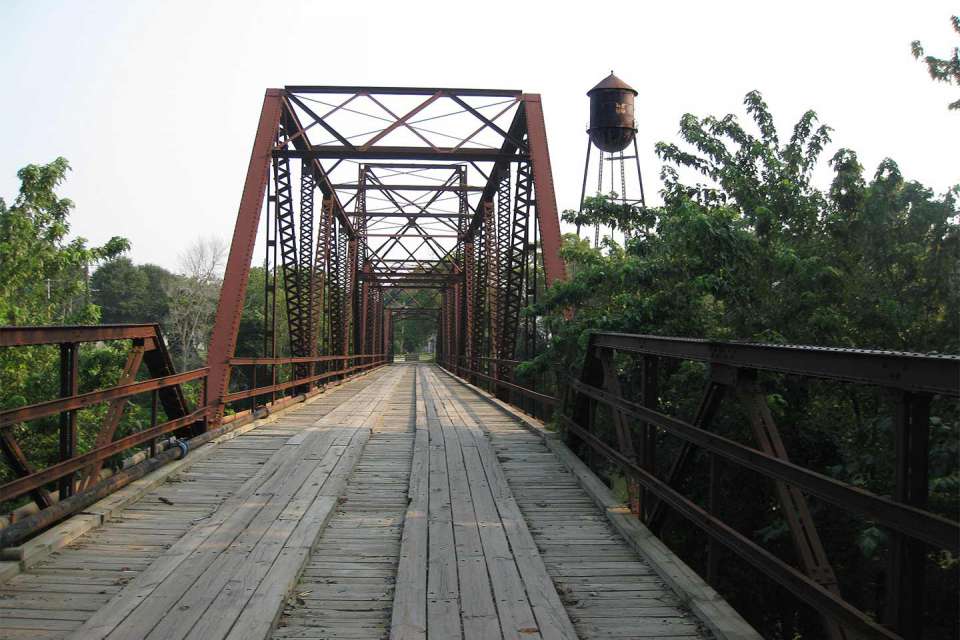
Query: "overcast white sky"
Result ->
[[1, 0, 957, 271]]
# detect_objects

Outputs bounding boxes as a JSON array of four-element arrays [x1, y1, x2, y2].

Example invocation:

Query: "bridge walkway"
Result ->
[[0, 364, 742, 640]]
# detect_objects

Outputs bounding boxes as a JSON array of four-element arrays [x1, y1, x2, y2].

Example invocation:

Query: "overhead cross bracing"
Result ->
[[2, 83, 953, 640], [205, 85, 568, 414]]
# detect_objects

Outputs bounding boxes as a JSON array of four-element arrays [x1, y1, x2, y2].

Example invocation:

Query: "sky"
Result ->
[[1, 0, 957, 272]]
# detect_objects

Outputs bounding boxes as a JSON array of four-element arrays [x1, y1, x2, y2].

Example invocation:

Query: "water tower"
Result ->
[[578, 72, 647, 244]]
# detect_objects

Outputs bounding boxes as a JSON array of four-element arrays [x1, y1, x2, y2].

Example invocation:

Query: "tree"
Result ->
[[912, 15, 960, 110], [139, 264, 177, 322], [0, 158, 128, 325], [562, 193, 655, 247], [656, 90, 831, 241], [535, 92, 959, 638], [386, 289, 439, 354], [91, 258, 174, 324], [0, 159, 132, 490], [165, 236, 226, 370]]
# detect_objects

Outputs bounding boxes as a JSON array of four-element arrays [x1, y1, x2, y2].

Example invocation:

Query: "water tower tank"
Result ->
[[587, 72, 637, 153]]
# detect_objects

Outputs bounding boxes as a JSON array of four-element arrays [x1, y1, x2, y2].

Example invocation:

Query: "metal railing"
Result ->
[[440, 355, 556, 420], [559, 332, 960, 640], [3, 323, 958, 639], [226, 353, 386, 404], [0, 324, 386, 545]]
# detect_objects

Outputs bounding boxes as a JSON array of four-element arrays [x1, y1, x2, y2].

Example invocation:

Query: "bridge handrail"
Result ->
[[0, 324, 203, 513], [0, 324, 161, 347], [0, 323, 389, 539], [224, 356, 387, 403], [438, 356, 557, 416], [591, 332, 960, 395], [559, 331, 959, 640], [0, 407, 209, 504], [0, 368, 209, 428], [442, 357, 556, 408], [564, 376, 956, 548]]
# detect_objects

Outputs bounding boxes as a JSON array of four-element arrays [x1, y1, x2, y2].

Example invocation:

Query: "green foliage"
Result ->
[[390, 290, 439, 354], [92, 258, 175, 324], [0, 161, 141, 492], [536, 92, 959, 638], [562, 192, 655, 243], [0, 158, 128, 325], [912, 15, 960, 110]]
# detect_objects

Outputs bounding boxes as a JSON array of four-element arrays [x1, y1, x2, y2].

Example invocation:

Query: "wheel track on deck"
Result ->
[[439, 370, 712, 640], [272, 367, 416, 640]]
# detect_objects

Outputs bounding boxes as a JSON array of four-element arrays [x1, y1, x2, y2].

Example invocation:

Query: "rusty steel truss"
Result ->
[[206, 86, 567, 417], [1, 85, 959, 640]]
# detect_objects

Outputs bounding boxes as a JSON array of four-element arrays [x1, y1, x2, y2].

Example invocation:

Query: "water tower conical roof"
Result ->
[[587, 72, 637, 96]]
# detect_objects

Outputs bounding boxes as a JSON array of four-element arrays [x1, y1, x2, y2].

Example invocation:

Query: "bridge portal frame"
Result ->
[[206, 86, 567, 423]]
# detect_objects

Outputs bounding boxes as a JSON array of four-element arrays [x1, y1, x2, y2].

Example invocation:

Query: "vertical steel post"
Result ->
[[522, 93, 567, 287], [300, 159, 316, 357], [346, 239, 358, 355], [149, 389, 158, 458], [639, 355, 659, 521], [599, 350, 638, 512], [885, 391, 931, 640], [707, 452, 720, 584], [568, 336, 604, 457], [498, 159, 532, 372], [58, 342, 78, 499], [464, 240, 475, 374], [207, 89, 284, 423], [360, 264, 371, 354]]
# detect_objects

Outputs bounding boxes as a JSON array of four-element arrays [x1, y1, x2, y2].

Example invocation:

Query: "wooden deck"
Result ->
[[0, 364, 728, 640]]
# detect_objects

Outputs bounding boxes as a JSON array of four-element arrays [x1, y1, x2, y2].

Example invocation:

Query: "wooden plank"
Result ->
[[432, 372, 502, 639], [422, 368, 462, 639], [271, 368, 414, 640], [433, 369, 573, 638], [225, 424, 379, 640], [389, 369, 429, 640], [421, 368, 543, 640], [436, 367, 752, 640], [163, 373, 399, 640], [169, 444, 350, 640], [66, 368, 399, 640]]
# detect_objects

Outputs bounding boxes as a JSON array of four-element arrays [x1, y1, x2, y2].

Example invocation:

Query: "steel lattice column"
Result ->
[[482, 200, 497, 365], [345, 239, 358, 355], [274, 152, 310, 358], [313, 196, 333, 355], [499, 156, 532, 366], [444, 290, 453, 366], [329, 221, 346, 356], [463, 240, 475, 369], [299, 160, 316, 356], [492, 170, 510, 368], [360, 263, 372, 354], [471, 202, 489, 370]]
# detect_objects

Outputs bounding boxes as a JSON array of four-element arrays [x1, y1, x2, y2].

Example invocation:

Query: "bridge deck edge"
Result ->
[[439, 368, 763, 640], [0, 369, 382, 586]]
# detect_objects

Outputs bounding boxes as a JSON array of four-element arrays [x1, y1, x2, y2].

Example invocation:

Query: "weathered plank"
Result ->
[[275, 367, 415, 640], [389, 369, 429, 640], [436, 367, 725, 640], [426, 367, 575, 640], [60, 368, 399, 640]]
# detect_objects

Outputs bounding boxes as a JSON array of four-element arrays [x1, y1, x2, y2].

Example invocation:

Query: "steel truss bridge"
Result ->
[[0, 86, 958, 640]]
